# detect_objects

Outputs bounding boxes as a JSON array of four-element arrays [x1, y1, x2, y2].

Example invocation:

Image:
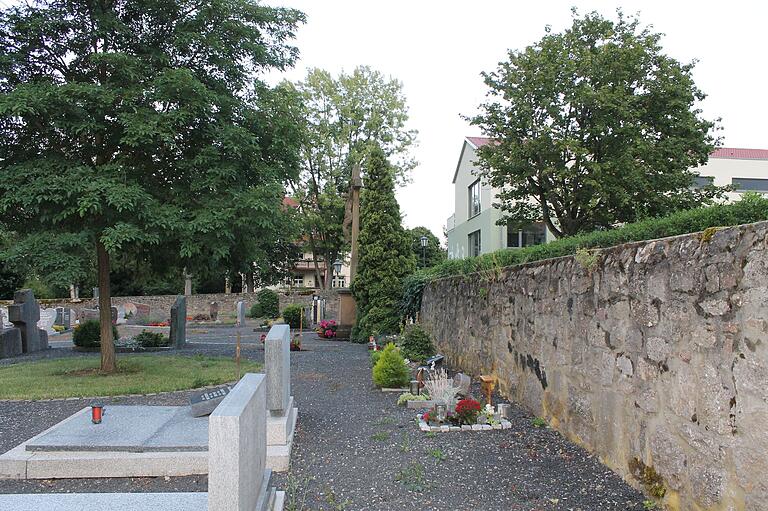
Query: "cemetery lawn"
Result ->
[[0, 355, 261, 400]]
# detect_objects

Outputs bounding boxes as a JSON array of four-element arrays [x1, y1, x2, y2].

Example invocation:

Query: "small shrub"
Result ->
[[281, 304, 303, 329], [372, 343, 410, 388], [250, 289, 279, 318], [401, 325, 435, 363], [290, 334, 301, 351], [370, 350, 382, 367], [397, 392, 429, 406], [72, 320, 119, 348], [531, 417, 548, 428], [133, 330, 169, 348]]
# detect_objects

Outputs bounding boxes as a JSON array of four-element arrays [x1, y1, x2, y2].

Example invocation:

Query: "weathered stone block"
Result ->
[[0, 328, 22, 359], [265, 325, 290, 415], [169, 296, 187, 348]]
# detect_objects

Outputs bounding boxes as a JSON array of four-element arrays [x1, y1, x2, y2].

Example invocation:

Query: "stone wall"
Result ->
[[420, 221, 768, 511], [2, 290, 339, 323]]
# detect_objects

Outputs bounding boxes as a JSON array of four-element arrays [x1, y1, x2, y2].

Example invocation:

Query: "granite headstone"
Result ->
[[265, 324, 290, 415], [8, 289, 48, 353], [169, 295, 187, 348], [209, 301, 219, 321]]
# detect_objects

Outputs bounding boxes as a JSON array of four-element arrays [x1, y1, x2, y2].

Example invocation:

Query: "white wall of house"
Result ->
[[447, 138, 768, 260]]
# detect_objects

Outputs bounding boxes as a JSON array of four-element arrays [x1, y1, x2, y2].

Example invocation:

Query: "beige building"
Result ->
[[282, 252, 351, 290], [446, 138, 768, 259]]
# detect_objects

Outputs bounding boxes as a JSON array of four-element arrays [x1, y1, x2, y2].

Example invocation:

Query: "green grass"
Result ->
[[371, 431, 390, 441], [0, 355, 261, 400]]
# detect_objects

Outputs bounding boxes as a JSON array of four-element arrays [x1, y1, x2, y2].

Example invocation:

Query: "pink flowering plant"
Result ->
[[317, 319, 337, 339]]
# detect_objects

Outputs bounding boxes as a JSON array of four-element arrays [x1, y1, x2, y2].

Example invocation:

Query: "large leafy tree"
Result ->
[[471, 9, 725, 238], [407, 226, 445, 269], [352, 144, 415, 341], [290, 67, 417, 289], [0, 0, 304, 371]]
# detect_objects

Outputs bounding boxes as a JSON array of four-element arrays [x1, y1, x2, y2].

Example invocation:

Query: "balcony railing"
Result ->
[[446, 214, 455, 232]]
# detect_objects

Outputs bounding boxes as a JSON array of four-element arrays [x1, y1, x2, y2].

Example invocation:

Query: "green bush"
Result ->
[[133, 330, 169, 348], [73, 320, 119, 348], [401, 325, 435, 363], [249, 289, 279, 319], [372, 343, 410, 388], [397, 392, 429, 406], [401, 193, 768, 320], [370, 350, 382, 367], [281, 304, 303, 329]]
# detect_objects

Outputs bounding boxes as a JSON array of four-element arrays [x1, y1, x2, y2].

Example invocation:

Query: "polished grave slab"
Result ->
[[25, 406, 208, 453], [0, 492, 209, 511]]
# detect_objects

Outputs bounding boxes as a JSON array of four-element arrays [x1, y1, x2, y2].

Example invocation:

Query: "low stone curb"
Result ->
[[417, 418, 512, 433]]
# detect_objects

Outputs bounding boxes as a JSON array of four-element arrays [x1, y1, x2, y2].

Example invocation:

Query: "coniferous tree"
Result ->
[[352, 145, 416, 341]]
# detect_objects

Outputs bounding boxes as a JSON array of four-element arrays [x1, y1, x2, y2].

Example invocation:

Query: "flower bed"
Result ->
[[417, 401, 513, 433]]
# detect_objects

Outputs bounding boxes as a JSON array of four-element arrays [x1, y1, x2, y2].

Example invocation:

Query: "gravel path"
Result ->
[[0, 330, 648, 510]]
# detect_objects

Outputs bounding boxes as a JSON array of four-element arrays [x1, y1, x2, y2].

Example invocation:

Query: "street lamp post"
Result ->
[[419, 235, 428, 268]]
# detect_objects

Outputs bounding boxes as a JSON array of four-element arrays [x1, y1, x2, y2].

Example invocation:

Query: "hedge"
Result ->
[[401, 193, 768, 320]]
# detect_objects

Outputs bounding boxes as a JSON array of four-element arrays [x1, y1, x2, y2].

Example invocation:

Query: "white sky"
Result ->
[[265, 0, 768, 242]]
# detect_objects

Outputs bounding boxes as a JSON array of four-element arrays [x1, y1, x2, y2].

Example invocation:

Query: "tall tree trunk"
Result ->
[[96, 239, 116, 373], [245, 272, 254, 294]]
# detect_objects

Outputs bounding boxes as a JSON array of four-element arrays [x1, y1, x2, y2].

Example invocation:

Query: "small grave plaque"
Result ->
[[189, 386, 231, 417]]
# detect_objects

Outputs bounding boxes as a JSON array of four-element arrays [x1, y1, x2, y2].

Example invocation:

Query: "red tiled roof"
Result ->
[[466, 136, 492, 148], [466, 137, 768, 160], [282, 197, 299, 208], [711, 147, 768, 160]]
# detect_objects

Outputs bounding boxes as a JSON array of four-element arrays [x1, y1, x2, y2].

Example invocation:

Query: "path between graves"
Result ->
[[0, 332, 647, 510]]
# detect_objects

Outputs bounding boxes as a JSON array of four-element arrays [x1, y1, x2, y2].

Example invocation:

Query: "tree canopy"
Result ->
[[407, 226, 445, 269], [471, 9, 725, 238], [0, 0, 305, 370], [352, 144, 415, 341], [289, 66, 417, 289]]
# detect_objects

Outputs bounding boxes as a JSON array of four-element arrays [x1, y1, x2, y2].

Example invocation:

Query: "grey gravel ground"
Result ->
[[0, 328, 648, 510]]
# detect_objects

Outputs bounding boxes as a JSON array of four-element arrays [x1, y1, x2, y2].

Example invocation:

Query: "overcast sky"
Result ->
[[265, 0, 768, 242]]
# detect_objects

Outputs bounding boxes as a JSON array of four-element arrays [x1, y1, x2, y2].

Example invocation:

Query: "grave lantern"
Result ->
[[435, 403, 447, 422], [91, 403, 104, 424], [409, 380, 420, 395]]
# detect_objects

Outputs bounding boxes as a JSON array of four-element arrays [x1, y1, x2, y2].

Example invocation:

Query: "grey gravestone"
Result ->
[[265, 324, 290, 415], [8, 289, 48, 353], [82, 308, 99, 322], [209, 301, 219, 321], [55, 307, 72, 329], [110, 306, 118, 325], [453, 372, 471, 397], [169, 295, 187, 348], [0, 327, 22, 358], [135, 303, 150, 321], [189, 386, 232, 417], [236, 300, 246, 326]]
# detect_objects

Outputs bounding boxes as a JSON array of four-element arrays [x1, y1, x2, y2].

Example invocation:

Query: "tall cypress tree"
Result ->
[[352, 144, 416, 341]]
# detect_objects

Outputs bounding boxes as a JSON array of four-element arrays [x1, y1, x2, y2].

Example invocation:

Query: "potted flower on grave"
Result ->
[[290, 334, 301, 351], [454, 399, 482, 425]]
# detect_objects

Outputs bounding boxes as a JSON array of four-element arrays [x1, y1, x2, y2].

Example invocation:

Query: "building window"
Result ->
[[292, 275, 304, 287], [331, 276, 346, 288], [732, 177, 768, 192], [692, 175, 714, 188], [468, 179, 481, 217], [468, 230, 481, 257], [507, 222, 546, 248]]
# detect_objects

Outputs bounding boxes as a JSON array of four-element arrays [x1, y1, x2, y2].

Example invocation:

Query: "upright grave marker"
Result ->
[[264, 325, 298, 471], [170, 296, 187, 349], [8, 289, 48, 353], [236, 300, 246, 327]]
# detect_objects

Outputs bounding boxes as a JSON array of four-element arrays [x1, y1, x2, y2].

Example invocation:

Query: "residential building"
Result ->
[[282, 252, 351, 290], [446, 137, 768, 259]]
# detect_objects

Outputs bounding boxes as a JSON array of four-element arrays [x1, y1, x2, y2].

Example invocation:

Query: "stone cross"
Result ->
[[265, 324, 290, 415], [169, 295, 187, 348], [8, 289, 48, 353]]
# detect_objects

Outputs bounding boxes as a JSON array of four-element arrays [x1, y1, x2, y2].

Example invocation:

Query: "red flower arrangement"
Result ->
[[455, 399, 482, 425], [317, 320, 337, 338]]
